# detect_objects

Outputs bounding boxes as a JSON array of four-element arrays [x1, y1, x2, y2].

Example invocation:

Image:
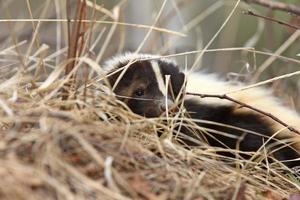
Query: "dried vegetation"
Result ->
[[0, 0, 299, 199]]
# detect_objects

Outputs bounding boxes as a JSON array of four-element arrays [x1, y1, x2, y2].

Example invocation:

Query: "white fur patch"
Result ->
[[186, 73, 234, 106], [103, 52, 177, 72], [151, 60, 167, 97]]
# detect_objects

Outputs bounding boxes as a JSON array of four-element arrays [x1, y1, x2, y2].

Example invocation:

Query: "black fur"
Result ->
[[183, 99, 300, 168]]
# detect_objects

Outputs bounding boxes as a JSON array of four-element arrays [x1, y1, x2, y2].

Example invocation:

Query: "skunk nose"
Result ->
[[159, 99, 175, 112]]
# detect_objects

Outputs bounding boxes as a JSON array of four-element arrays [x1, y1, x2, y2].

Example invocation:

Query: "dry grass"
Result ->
[[0, 82, 299, 199], [0, 0, 300, 199]]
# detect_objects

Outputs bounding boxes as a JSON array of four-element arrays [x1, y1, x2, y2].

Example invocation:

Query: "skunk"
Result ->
[[103, 52, 300, 168]]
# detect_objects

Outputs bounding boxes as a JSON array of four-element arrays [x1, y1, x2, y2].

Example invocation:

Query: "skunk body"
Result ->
[[104, 53, 300, 168]]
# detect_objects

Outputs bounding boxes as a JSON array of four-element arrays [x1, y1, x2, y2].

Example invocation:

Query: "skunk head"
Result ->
[[104, 53, 185, 117]]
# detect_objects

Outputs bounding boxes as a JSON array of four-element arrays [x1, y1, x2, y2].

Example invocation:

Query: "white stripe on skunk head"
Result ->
[[103, 52, 177, 73], [104, 52, 185, 117]]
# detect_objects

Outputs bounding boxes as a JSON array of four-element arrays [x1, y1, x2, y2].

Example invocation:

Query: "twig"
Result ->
[[243, 0, 300, 16], [186, 92, 300, 134], [243, 10, 300, 30], [62, 0, 86, 102]]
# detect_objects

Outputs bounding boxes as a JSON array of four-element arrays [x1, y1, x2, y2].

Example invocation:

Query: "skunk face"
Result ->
[[105, 55, 185, 117]]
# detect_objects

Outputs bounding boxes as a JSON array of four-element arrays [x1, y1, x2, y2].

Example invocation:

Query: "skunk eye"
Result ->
[[134, 89, 144, 97]]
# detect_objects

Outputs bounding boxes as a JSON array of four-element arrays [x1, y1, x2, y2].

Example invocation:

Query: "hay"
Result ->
[[0, 75, 299, 199]]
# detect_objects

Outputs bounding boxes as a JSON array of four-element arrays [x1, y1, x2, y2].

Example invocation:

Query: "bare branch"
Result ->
[[243, 0, 300, 16], [243, 10, 300, 30]]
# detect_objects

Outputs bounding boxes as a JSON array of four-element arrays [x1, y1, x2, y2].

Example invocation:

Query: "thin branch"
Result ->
[[243, 10, 300, 30], [243, 0, 300, 16], [65, 0, 84, 74], [62, 0, 86, 102], [186, 92, 300, 135]]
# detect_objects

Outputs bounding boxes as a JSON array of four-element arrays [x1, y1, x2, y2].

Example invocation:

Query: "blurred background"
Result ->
[[0, 0, 299, 109]]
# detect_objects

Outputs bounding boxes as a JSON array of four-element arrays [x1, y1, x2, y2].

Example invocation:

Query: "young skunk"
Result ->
[[103, 52, 300, 168]]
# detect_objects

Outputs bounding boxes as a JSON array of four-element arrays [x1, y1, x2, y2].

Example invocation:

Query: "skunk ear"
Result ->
[[157, 60, 186, 99], [171, 72, 186, 99]]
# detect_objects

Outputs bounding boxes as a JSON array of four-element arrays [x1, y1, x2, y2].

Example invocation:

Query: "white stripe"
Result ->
[[103, 52, 177, 72], [150, 60, 167, 97]]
